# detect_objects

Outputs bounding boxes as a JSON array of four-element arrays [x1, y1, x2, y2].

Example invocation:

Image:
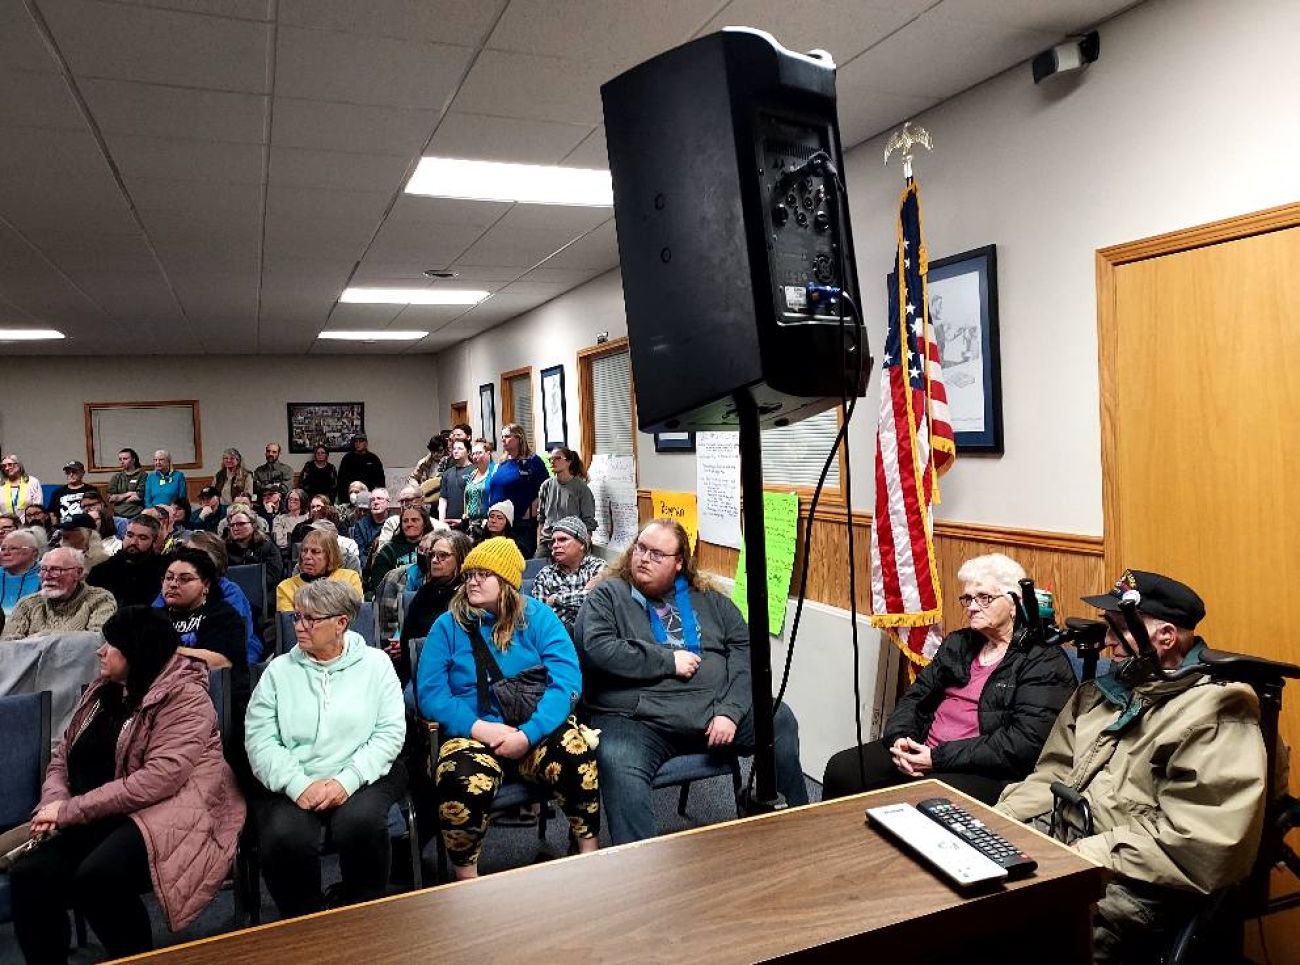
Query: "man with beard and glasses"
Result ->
[[1, 546, 116, 639], [87, 514, 167, 607]]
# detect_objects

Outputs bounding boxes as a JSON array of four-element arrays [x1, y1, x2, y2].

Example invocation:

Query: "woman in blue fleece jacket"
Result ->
[[245, 578, 406, 918], [415, 537, 599, 879]]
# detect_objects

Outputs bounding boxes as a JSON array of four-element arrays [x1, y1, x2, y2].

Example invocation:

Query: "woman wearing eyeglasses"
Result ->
[[390, 531, 472, 685], [821, 553, 1077, 804], [245, 579, 406, 918], [415, 537, 599, 880]]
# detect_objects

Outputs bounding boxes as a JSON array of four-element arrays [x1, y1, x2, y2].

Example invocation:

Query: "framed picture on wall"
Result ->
[[653, 431, 696, 453], [479, 382, 497, 449], [285, 402, 365, 454], [923, 244, 1003, 454], [540, 364, 568, 450]]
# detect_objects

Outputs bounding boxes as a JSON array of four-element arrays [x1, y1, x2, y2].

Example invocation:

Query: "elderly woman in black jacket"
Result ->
[[821, 553, 1076, 804]]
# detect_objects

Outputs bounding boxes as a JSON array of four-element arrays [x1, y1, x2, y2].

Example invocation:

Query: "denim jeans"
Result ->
[[591, 703, 808, 845]]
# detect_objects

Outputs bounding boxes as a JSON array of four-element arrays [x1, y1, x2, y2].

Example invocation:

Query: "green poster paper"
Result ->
[[731, 491, 799, 635]]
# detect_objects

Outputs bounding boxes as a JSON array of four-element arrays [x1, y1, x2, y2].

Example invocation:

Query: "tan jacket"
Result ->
[[997, 667, 1266, 895]]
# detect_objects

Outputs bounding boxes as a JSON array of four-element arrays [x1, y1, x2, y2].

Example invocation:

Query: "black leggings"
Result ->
[[820, 738, 1010, 805], [10, 817, 154, 964], [251, 762, 407, 919]]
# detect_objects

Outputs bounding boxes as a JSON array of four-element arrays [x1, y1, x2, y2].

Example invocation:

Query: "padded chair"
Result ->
[[523, 557, 546, 580], [0, 691, 52, 924], [520, 578, 534, 598], [652, 752, 743, 818], [355, 601, 378, 648], [227, 563, 267, 619]]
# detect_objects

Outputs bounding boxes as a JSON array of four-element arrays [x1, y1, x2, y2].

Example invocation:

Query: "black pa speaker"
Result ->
[[601, 28, 870, 433]]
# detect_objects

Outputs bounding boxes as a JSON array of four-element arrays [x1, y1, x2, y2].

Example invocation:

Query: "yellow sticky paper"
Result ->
[[649, 490, 698, 550], [732, 491, 799, 635]]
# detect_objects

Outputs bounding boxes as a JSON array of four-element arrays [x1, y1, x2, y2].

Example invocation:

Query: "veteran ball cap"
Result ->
[[63, 460, 85, 472], [1081, 568, 1206, 630]]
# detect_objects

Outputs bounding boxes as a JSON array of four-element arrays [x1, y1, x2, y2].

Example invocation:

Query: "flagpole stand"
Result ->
[[734, 388, 785, 815]]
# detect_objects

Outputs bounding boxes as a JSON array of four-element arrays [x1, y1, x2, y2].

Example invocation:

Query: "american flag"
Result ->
[[869, 178, 956, 666]]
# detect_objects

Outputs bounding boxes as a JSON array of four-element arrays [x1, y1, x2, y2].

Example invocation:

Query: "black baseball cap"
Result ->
[[57, 512, 95, 531], [1081, 569, 1206, 630], [62, 460, 85, 472], [197, 486, 221, 500]]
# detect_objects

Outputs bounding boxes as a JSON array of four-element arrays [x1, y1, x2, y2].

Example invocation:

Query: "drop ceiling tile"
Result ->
[[560, 125, 607, 168], [834, 87, 942, 147], [275, 25, 475, 110], [0, 0, 57, 73], [263, 185, 391, 261], [111, 0, 272, 17], [453, 50, 612, 126], [279, 0, 505, 45], [497, 280, 570, 299], [533, 219, 618, 270], [427, 111, 593, 164], [40, 0, 273, 92], [453, 222, 583, 269], [271, 97, 435, 156], [81, 79, 268, 144], [63, 269, 180, 322], [153, 234, 261, 273], [268, 146, 413, 193], [838, 11, 1057, 99], [388, 195, 512, 229], [518, 266, 602, 287], [108, 133, 266, 185], [362, 224, 485, 268], [494, 204, 611, 233], [695, 0, 933, 62], [169, 271, 259, 318], [938, 0, 1136, 34], [487, 0, 717, 67], [38, 232, 160, 274], [0, 69, 86, 131], [323, 303, 407, 326], [389, 303, 475, 326]]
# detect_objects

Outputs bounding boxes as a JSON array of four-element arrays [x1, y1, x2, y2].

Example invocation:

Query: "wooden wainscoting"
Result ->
[[636, 491, 1105, 633]]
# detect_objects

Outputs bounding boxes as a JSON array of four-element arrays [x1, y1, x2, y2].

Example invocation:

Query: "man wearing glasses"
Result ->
[[1, 546, 116, 640], [575, 518, 809, 844], [997, 570, 1267, 964]]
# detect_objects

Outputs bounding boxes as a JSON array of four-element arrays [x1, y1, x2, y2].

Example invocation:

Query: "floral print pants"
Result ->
[[434, 722, 600, 866]]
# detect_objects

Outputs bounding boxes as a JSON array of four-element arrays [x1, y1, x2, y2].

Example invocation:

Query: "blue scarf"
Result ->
[[645, 575, 701, 655]]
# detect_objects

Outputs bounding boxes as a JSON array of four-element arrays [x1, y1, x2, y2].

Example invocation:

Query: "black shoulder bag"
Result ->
[[467, 621, 550, 727]]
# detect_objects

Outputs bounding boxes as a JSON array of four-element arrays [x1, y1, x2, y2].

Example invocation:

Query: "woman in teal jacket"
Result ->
[[415, 537, 599, 879], [244, 579, 406, 918]]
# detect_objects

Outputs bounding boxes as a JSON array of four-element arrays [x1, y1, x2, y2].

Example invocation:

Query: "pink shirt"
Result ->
[[925, 651, 1005, 748]]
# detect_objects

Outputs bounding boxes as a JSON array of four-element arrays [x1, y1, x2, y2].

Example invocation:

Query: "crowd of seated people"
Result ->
[[0, 432, 1276, 965]]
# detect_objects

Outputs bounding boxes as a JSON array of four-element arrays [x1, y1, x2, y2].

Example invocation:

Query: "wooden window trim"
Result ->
[[576, 337, 638, 469], [499, 365, 534, 443]]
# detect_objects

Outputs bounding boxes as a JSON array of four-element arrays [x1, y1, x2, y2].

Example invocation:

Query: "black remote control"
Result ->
[[915, 797, 1038, 880]]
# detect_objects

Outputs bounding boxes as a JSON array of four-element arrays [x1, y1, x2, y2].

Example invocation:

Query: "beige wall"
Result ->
[[0, 355, 440, 486]]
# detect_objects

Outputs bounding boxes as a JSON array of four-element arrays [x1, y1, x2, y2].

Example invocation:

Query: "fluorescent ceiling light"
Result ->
[[318, 330, 429, 342], [0, 328, 65, 341], [340, 287, 489, 305], [405, 157, 613, 206]]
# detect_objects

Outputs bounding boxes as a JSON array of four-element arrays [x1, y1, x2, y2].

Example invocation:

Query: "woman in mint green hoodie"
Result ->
[[244, 579, 406, 918]]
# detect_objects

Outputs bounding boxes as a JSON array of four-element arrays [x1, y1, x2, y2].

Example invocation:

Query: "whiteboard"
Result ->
[[87, 402, 201, 470]]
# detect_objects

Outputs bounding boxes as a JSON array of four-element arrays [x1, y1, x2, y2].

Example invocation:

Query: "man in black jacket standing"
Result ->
[[336, 434, 385, 503]]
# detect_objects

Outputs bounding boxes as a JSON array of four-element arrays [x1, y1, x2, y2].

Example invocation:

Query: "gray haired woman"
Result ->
[[244, 579, 406, 918], [821, 553, 1077, 804]]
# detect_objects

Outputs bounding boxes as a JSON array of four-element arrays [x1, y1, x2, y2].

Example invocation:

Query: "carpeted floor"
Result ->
[[0, 766, 822, 963]]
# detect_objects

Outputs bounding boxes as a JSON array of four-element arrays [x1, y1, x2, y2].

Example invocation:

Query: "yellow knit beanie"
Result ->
[[462, 537, 525, 590]]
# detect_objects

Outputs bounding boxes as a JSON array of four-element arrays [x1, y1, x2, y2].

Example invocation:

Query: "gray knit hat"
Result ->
[[551, 516, 591, 548]]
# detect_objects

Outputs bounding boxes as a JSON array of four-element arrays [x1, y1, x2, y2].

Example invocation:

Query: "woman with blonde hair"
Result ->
[[821, 552, 1077, 804], [486, 423, 547, 558], [275, 527, 363, 612], [213, 448, 254, 504], [415, 537, 599, 880]]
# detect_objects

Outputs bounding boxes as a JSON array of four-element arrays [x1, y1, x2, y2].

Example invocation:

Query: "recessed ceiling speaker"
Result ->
[[601, 28, 870, 433]]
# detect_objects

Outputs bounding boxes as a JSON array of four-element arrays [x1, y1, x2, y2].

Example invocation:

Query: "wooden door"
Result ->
[[1098, 204, 1300, 950], [449, 400, 468, 432]]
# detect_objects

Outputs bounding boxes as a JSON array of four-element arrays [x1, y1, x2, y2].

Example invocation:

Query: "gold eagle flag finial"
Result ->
[[883, 120, 933, 180]]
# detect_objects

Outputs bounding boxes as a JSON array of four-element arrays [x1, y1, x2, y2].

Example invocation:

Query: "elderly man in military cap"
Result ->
[[997, 569, 1267, 964]]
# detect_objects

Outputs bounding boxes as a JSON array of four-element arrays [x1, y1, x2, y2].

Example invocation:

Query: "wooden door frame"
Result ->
[[499, 366, 534, 441], [449, 400, 469, 430], [1096, 201, 1300, 578], [576, 336, 639, 469]]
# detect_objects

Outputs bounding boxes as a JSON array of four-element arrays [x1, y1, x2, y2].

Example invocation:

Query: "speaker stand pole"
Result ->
[[735, 389, 784, 815]]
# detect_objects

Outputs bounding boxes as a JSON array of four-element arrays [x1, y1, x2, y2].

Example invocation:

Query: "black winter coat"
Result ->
[[881, 627, 1077, 780]]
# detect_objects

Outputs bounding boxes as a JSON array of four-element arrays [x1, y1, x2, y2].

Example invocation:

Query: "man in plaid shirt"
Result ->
[[530, 517, 606, 636]]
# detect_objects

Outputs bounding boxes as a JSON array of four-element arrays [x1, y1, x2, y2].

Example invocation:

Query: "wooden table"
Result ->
[[126, 780, 1104, 964]]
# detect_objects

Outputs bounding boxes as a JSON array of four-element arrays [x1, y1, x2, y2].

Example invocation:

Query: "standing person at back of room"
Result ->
[[253, 442, 294, 496], [213, 448, 254, 504], [47, 460, 98, 524], [144, 450, 186, 508], [534, 447, 596, 560], [336, 434, 385, 503], [106, 448, 147, 520], [300, 445, 337, 501], [1, 454, 43, 517], [487, 423, 547, 558]]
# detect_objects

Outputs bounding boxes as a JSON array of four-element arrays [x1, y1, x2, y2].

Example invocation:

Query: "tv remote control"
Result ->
[[866, 802, 1008, 888], [915, 797, 1038, 880]]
